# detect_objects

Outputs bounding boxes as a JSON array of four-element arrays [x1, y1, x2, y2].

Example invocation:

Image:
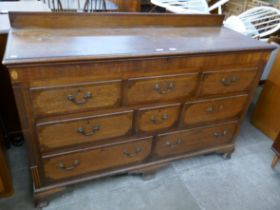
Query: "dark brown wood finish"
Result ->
[[3, 12, 274, 207], [0, 125, 13, 197], [8, 12, 224, 29]]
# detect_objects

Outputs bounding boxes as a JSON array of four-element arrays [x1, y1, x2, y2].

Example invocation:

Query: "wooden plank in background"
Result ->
[[252, 38, 280, 140], [111, 0, 141, 12]]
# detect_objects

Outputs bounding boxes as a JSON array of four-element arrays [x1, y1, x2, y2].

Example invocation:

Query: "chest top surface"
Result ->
[[3, 12, 275, 66]]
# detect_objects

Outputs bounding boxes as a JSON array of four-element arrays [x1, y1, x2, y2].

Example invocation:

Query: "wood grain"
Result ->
[[3, 13, 274, 66], [43, 137, 152, 180], [8, 52, 264, 85], [37, 111, 133, 152], [199, 69, 258, 96], [251, 41, 280, 140], [111, 0, 141, 12], [252, 81, 280, 140], [183, 95, 248, 126], [126, 73, 199, 105], [31, 80, 122, 117], [8, 12, 224, 29], [154, 122, 237, 158], [136, 104, 181, 133]]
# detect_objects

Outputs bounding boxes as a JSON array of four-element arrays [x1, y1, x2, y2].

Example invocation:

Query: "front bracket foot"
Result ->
[[34, 186, 66, 208], [223, 152, 232, 160]]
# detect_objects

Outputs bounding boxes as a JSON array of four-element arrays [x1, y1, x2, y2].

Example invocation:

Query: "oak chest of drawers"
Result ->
[[3, 12, 274, 207]]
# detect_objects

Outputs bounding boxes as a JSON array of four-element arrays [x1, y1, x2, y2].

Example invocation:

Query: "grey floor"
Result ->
[[1, 107, 280, 210]]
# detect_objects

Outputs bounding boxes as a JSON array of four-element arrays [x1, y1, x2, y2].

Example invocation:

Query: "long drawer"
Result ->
[[154, 122, 237, 158], [31, 80, 122, 116], [43, 137, 153, 180], [183, 95, 248, 126], [22, 52, 263, 87], [37, 111, 133, 152]]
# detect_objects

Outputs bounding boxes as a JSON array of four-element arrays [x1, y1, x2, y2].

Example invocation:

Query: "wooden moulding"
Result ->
[[8, 12, 225, 29]]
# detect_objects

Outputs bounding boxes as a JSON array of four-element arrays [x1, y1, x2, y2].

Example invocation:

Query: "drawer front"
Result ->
[[126, 73, 199, 105], [31, 80, 121, 116], [200, 70, 258, 96], [183, 95, 248, 126], [154, 123, 237, 158], [136, 104, 181, 133], [43, 137, 152, 180], [37, 111, 133, 152]]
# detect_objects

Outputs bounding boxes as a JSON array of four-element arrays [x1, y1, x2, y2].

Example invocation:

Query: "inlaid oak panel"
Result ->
[[37, 111, 133, 152], [154, 122, 237, 158], [43, 137, 152, 180], [126, 73, 199, 105], [136, 104, 181, 133], [183, 95, 248, 126], [200, 69, 258, 96], [31, 80, 122, 116]]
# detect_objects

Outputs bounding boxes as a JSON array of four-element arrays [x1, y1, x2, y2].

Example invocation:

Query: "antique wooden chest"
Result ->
[[3, 12, 274, 207]]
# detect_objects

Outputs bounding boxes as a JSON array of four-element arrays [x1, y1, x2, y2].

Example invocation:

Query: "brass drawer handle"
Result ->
[[77, 125, 100, 136], [67, 90, 92, 105], [214, 130, 228, 138], [58, 159, 80, 171], [166, 139, 182, 148], [150, 114, 169, 124], [123, 147, 143, 157], [220, 76, 238, 86], [207, 105, 224, 113], [154, 82, 175, 95]]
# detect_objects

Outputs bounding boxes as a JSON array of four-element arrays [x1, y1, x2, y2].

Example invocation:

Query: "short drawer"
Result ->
[[31, 80, 122, 116], [126, 73, 199, 105], [136, 104, 181, 133], [154, 122, 237, 158], [43, 137, 152, 180], [199, 69, 258, 96], [37, 111, 133, 152], [183, 95, 248, 126]]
